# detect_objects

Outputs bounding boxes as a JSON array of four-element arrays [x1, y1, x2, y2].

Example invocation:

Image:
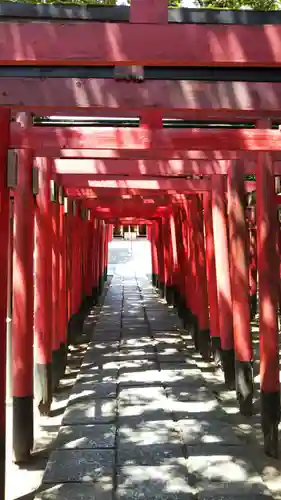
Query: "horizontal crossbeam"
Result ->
[[1, 23, 281, 66], [11, 125, 281, 151]]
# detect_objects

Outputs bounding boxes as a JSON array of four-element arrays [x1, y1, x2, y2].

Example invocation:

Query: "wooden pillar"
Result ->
[[51, 186, 61, 391], [0, 108, 10, 500], [203, 193, 221, 365], [34, 158, 53, 416], [12, 143, 34, 463], [249, 208, 258, 319], [212, 174, 235, 387], [151, 222, 158, 287], [193, 196, 210, 361], [228, 160, 253, 416], [58, 189, 67, 379], [256, 151, 280, 457], [130, 0, 168, 24]]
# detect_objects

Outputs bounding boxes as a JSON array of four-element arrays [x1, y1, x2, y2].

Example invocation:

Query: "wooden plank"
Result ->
[[5, 79, 281, 112], [1, 22, 281, 66], [11, 125, 281, 151], [62, 177, 211, 191]]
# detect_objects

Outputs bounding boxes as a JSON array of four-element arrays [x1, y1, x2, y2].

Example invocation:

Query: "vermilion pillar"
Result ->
[[34, 158, 53, 416], [203, 193, 221, 366], [51, 188, 61, 390], [228, 161, 253, 416], [12, 144, 34, 463], [256, 151, 280, 457], [58, 189, 67, 378], [193, 196, 210, 361], [0, 109, 11, 498], [249, 208, 258, 319], [212, 174, 235, 386]]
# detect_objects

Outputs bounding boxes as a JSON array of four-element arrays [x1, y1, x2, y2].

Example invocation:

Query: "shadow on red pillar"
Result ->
[[248, 208, 258, 319], [228, 160, 253, 416], [203, 193, 221, 366], [256, 151, 280, 458], [12, 144, 34, 463], [193, 196, 210, 361], [34, 158, 53, 416], [0, 109, 12, 498], [51, 192, 61, 391], [58, 196, 67, 379], [212, 175, 235, 387]]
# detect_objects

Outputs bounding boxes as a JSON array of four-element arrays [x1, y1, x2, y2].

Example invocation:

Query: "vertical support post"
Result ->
[[34, 157, 53, 416], [203, 193, 221, 366], [58, 189, 67, 378], [193, 196, 210, 361], [0, 109, 11, 499], [249, 208, 258, 319], [228, 160, 253, 416], [130, 0, 168, 23], [256, 151, 280, 458], [12, 141, 34, 463], [212, 174, 235, 387], [51, 186, 61, 391]]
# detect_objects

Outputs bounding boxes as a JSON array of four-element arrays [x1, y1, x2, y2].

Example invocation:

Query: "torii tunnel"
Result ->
[[4, 0, 281, 497]]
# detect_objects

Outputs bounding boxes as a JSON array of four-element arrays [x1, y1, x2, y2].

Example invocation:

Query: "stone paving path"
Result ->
[[35, 274, 274, 500]]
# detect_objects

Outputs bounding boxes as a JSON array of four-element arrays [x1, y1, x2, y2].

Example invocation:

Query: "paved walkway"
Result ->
[[35, 262, 274, 499]]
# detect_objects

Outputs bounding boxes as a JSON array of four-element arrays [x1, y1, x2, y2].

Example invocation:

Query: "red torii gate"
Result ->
[[0, 2, 280, 496]]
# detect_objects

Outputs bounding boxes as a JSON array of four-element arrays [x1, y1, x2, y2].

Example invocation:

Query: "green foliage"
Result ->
[[197, 0, 281, 9]]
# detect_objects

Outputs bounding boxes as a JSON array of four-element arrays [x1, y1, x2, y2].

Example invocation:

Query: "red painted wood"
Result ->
[[5, 80, 281, 114], [228, 160, 252, 362], [0, 109, 11, 497], [11, 125, 281, 152], [62, 177, 212, 191], [59, 202, 67, 349], [52, 200, 60, 356], [212, 174, 234, 351], [53, 158, 239, 176], [130, 0, 168, 23], [1, 22, 281, 66], [36, 148, 263, 161], [192, 196, 209, 332], [12, 146, 34, 398], [256, 152, 280, 393], [203, 193, 220, 340], [34, 158, 53, 366]]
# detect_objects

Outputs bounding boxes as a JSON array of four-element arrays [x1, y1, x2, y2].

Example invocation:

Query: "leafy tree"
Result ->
[[197, 0, 281, 9]]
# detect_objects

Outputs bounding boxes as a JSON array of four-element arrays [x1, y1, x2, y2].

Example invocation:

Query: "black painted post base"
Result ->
[[182, 307, 192, 329], [152, 273, 157, 287], [0, 435, 5, 500], [13, 395, 33, 463], [221, 348, 235, 388], [211, 336, 222, 367], [52, 346, 62, 391], [173, 288, 180, 309], [35, 362, 52, 416], [104, 266, 108, 282], [98, 274, 104, 296], [59, 342, 67, 379], [92, 286, 99, 305], [189, 313, 199, 352], [198, 329, 211, 361], [177, 296, 186, 320], [261, 391, 280, 458], [165, 285, 174, 306], [250, 294, 258, 320], [235, 360, 253, 416], [159, 281, 165, 298]]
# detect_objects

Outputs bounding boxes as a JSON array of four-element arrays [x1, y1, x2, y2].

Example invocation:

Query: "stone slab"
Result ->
[[175, 418, 242, 446], [118, 386, 167, 405], [42, 449, 114, 484], [166, 385, 215, 402], [186, 444, 266, 489], [35, 483, 113, 500], [63, 398, 117, 425], [117, 443, 184, 466], [69, 382, 117, 400], [116, 464, 193, 499], [117, 419, 181, 446], [54, 424, 116, 449], [77, 369, 119, 384]]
